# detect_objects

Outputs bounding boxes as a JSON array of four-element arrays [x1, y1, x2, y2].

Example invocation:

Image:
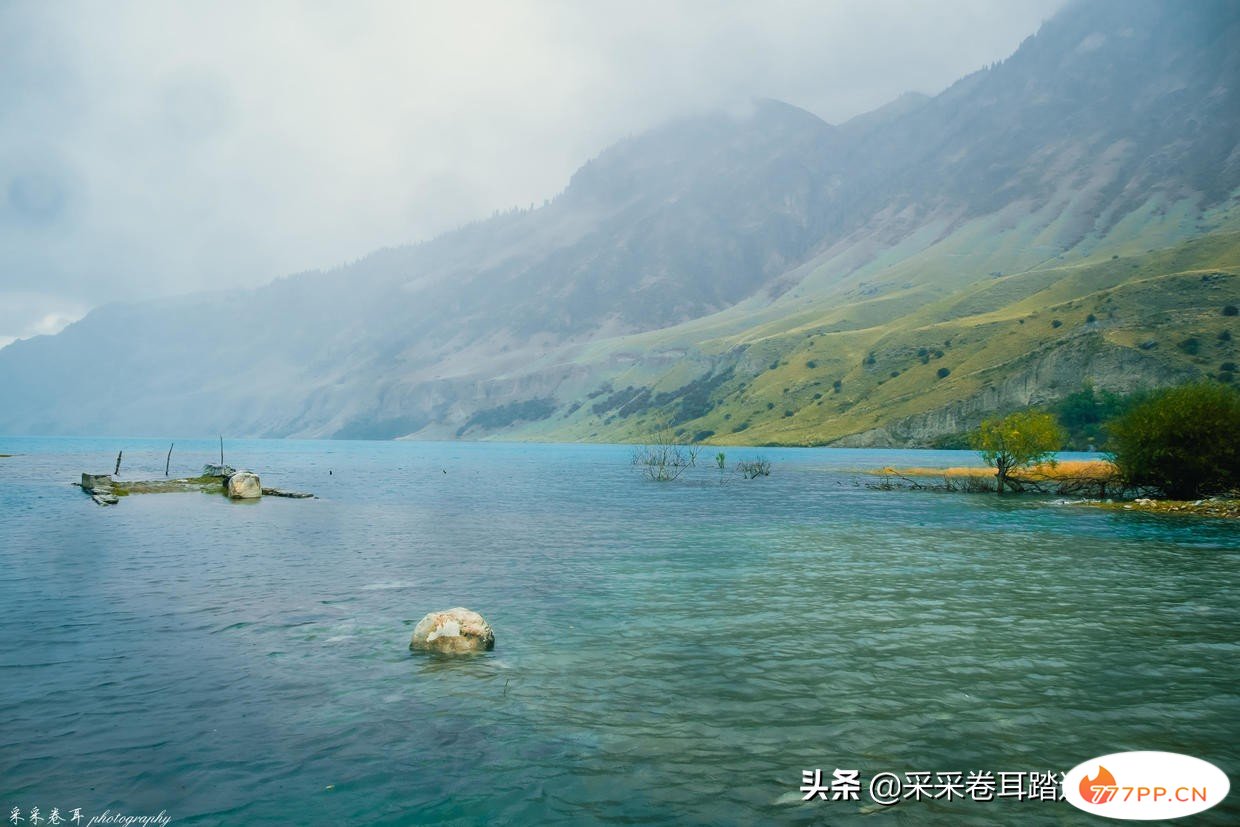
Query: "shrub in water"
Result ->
[[971, 410, 1064, 494]]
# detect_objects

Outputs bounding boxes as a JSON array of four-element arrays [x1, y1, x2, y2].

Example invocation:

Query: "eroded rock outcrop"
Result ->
[[81, 473, 114, 493], [81, 473, 119, 505], [831, 334, 1196, 447]]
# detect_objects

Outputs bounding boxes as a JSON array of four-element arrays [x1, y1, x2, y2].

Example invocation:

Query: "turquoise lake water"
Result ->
[[1, 437, 1236, 825]]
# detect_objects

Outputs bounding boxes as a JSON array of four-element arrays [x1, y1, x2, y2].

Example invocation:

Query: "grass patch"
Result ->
[[110, 475, 226, 496], [872, 459, 1119, 484]]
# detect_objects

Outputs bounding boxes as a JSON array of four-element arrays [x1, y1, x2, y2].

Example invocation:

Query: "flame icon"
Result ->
[[1080, 765, 1119, 804]]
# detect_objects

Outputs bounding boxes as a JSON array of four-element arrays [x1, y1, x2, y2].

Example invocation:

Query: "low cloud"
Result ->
[[0, 0, 1064, 344]]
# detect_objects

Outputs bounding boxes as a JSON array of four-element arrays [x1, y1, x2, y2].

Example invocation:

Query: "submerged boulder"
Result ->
[[262, 487, 314, 498], [226, 471, 262, 499], [410, 608, 494, 654]]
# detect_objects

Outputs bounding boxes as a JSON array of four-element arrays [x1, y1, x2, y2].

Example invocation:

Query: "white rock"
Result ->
[[410, 608, 494, 654], [226, 471, 262, 499], [427, 620, 461, 642]]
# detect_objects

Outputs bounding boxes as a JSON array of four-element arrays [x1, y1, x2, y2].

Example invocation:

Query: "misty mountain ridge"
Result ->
[[2, 0, 1238, 444]]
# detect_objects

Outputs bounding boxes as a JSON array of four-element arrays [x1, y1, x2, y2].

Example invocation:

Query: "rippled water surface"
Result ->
[[1, 437, 1237, 825]]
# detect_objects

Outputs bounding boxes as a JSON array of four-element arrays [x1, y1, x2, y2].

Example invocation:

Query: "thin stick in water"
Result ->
[[166, 442, 175, 476], [114, 450, 122, 476]]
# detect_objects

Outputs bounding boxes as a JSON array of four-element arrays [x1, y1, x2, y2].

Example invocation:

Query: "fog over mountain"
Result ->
[[2, 0, 1237, 444], [0, 0, 1063, 348]]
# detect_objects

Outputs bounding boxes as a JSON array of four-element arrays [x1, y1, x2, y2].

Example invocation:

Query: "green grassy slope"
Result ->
[[501, 226, 1240, 446]]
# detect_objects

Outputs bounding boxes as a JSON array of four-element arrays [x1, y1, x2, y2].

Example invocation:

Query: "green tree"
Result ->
[[1107, 382, 1240, 499], [972, 411, 1064, 493], [1051, 385, 1143, 450]]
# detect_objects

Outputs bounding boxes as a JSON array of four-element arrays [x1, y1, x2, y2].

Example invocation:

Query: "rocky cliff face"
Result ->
[[835, 333, 1200, 447]]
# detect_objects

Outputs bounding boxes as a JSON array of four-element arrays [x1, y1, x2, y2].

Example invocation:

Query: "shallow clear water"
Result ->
[[1, 437, 1236, 825]]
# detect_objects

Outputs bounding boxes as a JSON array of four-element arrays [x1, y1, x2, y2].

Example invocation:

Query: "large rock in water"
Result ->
[[202, 464, 237, 478], [81, 473, 113, 493], [226, 471, 262, 499], [81, 473, 117, 505], [410, 608, 494, 654]]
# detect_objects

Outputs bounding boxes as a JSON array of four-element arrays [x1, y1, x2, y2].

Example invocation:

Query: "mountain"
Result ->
[[2, 0, 1238, 444]]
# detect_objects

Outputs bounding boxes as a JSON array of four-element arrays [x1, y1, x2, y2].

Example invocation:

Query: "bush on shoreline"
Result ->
[[892, 382, 1240, 505], [1108, 382, 1240, 499]]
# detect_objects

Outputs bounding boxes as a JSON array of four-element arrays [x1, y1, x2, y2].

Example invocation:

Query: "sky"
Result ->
[[0, 0, 1066, 348]]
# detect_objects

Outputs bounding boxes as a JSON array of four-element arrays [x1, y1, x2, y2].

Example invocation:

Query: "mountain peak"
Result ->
[[563, 98, 833, 206]]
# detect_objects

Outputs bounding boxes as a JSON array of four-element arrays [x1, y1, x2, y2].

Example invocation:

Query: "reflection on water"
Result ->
[[0, 437, 1236, 824]]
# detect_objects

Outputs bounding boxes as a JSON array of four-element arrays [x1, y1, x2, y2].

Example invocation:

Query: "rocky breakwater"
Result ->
[[77, 464, 314, 505]]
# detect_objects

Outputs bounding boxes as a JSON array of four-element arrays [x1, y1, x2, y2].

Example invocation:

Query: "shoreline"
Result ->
[[866, 461, 1239, 518], [1084, 497, 1240, 519]]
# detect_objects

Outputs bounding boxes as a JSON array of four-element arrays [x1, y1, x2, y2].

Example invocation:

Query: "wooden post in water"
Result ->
[[219, 435, 224, 466], [114, 450, 122, 476], [166, 442, 175, 476]]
